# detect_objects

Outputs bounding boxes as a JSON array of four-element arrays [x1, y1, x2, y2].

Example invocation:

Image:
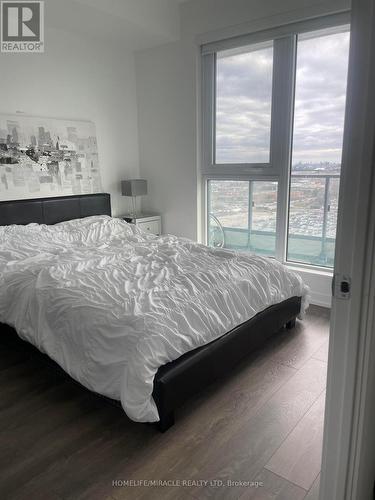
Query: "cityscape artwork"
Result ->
[[0, 113, 102, 201]]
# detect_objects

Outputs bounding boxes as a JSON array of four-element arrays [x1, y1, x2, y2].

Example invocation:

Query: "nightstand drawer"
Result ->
[[120, 213, 162, 235], [137, 219, 160, 235]]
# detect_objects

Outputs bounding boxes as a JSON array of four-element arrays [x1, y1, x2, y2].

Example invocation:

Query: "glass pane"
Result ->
[[287, 29, 350, 267], [215, 42, 273, 164], [327, 177, 340, 239], [288, 177, 330, 266], [207, 180, 277, 256]]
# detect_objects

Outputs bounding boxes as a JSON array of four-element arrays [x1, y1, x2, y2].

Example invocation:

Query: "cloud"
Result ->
[[215, 31, 350, 165], [216, 46, 272, 163]]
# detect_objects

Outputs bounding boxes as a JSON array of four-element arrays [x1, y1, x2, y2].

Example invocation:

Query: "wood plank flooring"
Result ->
[[265, 390, 326, 490], [0, 306, 329, 500]]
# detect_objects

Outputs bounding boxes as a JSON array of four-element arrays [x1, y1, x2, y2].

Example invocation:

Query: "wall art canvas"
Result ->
[[0, 113, 102, 201]]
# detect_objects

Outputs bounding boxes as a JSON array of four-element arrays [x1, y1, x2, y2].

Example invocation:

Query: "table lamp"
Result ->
[[121, 179, 147, 216]]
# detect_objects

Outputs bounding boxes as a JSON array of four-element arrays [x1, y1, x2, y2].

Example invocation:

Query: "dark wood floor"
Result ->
[[0, 306, 330, 500]]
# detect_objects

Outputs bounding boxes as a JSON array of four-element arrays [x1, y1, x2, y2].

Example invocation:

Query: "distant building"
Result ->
[[6, 121, 20, 144], [67, 127, 78, 144], [38, 127, 45, 145]]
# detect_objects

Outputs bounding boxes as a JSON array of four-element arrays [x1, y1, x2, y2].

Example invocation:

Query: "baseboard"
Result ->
[[309, 291, 332, 308]]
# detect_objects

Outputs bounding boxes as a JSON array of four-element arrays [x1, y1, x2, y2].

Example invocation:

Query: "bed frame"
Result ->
[[0, 193, 301, 431]]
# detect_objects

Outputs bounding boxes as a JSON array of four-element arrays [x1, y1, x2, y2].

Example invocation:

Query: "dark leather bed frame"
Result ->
[[0, 193, 301, 431]]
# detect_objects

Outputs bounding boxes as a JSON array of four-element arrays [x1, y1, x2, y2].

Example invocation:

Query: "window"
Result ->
[[215, 43, 273, 164], [208, 180, 277, 255], [287, 30, 350, 266], [202, 16, 350, 269]]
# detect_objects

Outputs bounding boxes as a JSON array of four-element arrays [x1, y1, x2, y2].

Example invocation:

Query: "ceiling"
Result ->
[[46, 0, 185, 51]]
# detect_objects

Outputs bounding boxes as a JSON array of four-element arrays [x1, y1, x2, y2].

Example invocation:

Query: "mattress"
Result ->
[[0, 216, 309, 422]]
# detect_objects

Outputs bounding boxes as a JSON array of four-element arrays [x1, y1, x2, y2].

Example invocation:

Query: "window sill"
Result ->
[[285, 263, 333, 277]]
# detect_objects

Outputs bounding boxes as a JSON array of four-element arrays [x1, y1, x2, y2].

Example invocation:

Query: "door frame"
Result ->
[[320, 0, 375, 498]]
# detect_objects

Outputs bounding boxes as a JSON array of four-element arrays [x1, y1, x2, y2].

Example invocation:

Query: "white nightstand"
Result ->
[[121, 213, 162, 236]]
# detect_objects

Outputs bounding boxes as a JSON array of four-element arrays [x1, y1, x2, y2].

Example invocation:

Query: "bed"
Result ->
[[0, 193, 308, 431]]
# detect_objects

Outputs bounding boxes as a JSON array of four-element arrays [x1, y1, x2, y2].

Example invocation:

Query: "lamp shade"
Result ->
[[121, 179, 147, 197]]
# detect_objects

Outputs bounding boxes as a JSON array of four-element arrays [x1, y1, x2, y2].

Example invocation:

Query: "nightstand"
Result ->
[[120, 213, 162, 236]]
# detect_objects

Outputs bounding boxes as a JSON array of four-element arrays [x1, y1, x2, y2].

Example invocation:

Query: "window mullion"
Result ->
[[202, 53, 216, 169], [248, 181, 253, 249], [272, 35, 297, 263]]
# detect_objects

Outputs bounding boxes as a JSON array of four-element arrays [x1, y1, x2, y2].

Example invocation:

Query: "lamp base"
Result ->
[[130, 196, 137, 217]]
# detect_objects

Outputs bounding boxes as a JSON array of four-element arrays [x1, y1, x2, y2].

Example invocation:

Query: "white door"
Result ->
[[320, 0, 375, 498]]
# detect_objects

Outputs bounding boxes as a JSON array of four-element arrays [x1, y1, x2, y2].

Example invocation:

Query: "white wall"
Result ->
[[0, 27, 140, 216], [135, 0, 350, 305], [289, 267, 332, 308], [47, 0, 181, 51], [136, 38, 196, 238], [136, 40, 197, 237]]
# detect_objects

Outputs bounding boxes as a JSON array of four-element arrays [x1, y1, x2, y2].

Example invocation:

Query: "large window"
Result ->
[[287, 30, 350, 266], [202, 16, 350, 269]]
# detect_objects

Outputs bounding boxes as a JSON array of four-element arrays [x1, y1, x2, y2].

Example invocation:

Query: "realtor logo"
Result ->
[[1, 1, 44, 52]]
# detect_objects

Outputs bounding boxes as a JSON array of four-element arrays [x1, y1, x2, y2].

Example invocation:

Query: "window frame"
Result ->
[[200, 12, 350, 271]]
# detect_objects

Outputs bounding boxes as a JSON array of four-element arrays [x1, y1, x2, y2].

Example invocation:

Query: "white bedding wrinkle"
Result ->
[[0, 216, 309, 422]]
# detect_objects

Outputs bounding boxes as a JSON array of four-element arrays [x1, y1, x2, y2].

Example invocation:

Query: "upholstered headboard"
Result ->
[[0, 193, 111, 226]]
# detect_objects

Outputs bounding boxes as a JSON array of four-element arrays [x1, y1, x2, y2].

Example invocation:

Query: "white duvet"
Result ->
[[0, 216, 309, 422]]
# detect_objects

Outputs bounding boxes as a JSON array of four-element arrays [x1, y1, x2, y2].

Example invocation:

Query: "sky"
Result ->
[[215, 30, 350, 166]]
